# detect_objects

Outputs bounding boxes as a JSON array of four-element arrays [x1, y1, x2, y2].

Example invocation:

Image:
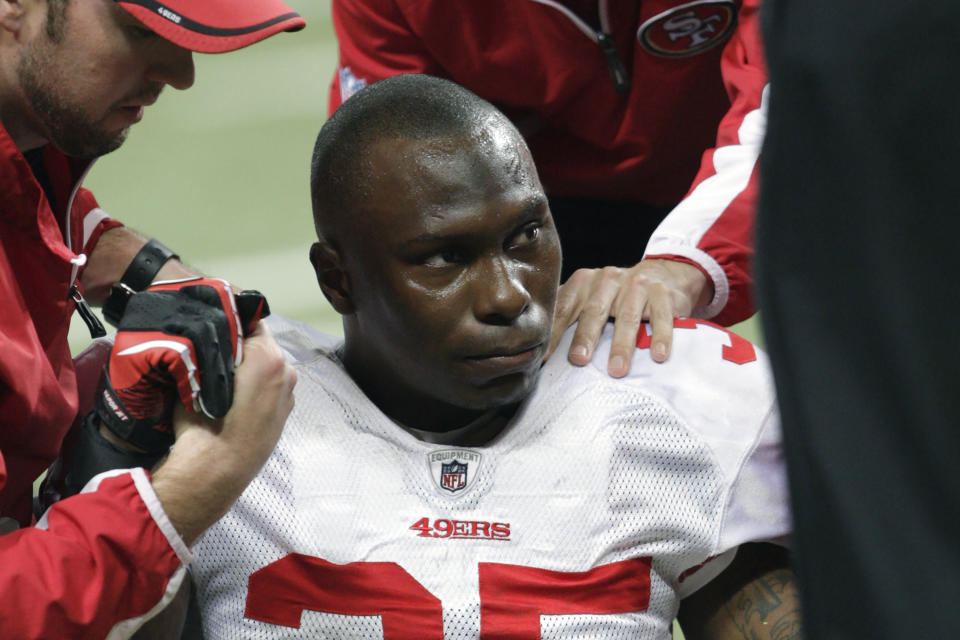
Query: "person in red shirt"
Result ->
[[0, 0, 301, 636], [328, 0, 767, 374]]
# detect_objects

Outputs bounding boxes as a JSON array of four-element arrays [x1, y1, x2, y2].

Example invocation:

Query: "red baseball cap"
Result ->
[[116, 0, 306, 53]]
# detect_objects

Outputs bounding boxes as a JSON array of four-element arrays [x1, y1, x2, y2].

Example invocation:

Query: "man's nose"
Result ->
[[146, 42, 195, 90], [473, 257, 531, 324]]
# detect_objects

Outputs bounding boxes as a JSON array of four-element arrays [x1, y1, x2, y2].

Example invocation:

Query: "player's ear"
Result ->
[[310, 241, 354, 314]]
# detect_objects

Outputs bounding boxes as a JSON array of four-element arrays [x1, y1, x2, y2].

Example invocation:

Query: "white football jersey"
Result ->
[[191, 316, 789, 639]]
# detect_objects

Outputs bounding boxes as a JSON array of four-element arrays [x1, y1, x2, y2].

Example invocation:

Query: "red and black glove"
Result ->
[[95, 277, 269, 453]]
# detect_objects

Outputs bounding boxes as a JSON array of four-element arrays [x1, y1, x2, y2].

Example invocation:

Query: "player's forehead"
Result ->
[[365, 125, 537, 204], [373, 118, 529, 169]]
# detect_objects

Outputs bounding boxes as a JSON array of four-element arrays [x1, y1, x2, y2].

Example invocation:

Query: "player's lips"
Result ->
[[116, 92, 160, 124], [462, 342, 544, 376]]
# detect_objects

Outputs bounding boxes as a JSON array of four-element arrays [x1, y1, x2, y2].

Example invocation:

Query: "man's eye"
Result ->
[[129, 25, 157, 39], [423, 249, 464, 267], [508, 223, 540, 249]]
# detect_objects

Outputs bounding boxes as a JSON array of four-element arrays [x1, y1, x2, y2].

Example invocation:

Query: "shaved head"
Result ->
[[310, 74, 524, 244]]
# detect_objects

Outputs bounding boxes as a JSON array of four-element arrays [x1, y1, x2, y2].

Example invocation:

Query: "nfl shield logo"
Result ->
[[440, 460, 468, 493], [428, 449, 482, 495]]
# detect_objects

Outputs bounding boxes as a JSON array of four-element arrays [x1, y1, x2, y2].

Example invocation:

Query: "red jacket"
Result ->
[[0, 122, 188, 638], [329, 0, 766, 324]]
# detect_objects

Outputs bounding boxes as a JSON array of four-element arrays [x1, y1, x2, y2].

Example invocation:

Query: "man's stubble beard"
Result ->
[[16, 38, 130, 159]]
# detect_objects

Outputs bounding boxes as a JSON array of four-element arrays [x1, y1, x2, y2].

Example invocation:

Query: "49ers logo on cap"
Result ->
[[638, 1, 737, 58]]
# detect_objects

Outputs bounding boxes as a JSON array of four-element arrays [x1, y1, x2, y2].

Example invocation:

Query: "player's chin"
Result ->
[[460, 367, 542, 411], [63, 127, 130, 159]]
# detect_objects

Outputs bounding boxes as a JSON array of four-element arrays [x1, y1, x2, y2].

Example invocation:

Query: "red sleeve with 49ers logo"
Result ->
[[644, 0, 767, 326]]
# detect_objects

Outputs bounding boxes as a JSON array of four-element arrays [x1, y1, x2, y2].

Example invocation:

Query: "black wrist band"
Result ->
[[64, 412, 167, 498], [103, 238, 179, 326]]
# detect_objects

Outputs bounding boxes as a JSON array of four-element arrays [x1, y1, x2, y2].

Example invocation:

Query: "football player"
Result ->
[[160, 74, 799, 639]]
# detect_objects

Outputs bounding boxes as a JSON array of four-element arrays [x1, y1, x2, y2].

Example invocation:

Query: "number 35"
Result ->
[[245, 554, 652, 639]]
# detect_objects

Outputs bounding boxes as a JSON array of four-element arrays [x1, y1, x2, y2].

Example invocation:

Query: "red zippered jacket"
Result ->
[[0, 121, 189, 638], [329, 0, 766, 324]]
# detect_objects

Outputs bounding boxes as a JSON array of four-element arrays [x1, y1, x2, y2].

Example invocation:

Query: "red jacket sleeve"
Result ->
[[0, 468, 190, 639], [329, 0, 444, 113], [643, 0, 767, 326], [70, 187, 123, 277]]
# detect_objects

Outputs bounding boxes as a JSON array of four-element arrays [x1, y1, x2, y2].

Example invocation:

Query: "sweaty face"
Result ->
[[340, 123, 562, 430], [14, 0, 192, 158]]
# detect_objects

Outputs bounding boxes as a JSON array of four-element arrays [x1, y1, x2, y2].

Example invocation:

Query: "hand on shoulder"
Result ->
[[547, 259, 712, 376]]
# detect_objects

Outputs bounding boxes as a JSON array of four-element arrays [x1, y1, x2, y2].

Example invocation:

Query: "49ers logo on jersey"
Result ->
[[428, 448, 481, 494], [410, 517, 511, 541], [638, 1, 737, 58]]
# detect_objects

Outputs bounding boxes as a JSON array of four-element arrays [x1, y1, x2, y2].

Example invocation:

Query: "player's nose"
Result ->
[[146, 41, 195, 90], [472, 256, 530, 324]]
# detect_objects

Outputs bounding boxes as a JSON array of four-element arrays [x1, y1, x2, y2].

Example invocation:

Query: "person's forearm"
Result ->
[[678, 543, 802, 640], [150, 429, 252, 546], [81, 227, 198, 304], [150, 322, 296, 545]]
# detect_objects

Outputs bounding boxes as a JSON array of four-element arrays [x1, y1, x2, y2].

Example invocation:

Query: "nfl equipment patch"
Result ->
[[637, 0, 737, 58], [427, 449, 481, 494]]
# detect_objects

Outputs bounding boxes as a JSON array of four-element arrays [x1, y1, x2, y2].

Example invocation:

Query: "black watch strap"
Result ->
[[103, 238, 178, 326]]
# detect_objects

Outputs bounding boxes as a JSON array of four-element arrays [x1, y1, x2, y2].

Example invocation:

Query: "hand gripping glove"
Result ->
[[95, 277, 270, 453]]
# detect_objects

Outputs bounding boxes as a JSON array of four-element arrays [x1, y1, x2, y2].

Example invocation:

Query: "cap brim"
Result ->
[[117, 0, 305, 53]]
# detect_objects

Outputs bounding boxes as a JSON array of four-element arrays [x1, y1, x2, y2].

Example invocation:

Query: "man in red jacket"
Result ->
[[329, 0, 767, 373], [0, 0, 301, 636]]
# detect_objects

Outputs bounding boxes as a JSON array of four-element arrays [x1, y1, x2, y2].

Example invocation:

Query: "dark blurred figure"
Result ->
[[757, 2, 960, 637]]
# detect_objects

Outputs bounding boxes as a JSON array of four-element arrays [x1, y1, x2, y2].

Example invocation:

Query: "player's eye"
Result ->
[[507, 223, 540, 250], [423, 248, 465, 268]]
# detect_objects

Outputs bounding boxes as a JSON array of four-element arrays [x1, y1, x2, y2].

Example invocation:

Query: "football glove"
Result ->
[[95, 277, 269, 453]]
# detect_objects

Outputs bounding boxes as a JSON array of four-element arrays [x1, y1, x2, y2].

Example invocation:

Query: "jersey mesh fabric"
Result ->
[[192, 316, 788, 639]]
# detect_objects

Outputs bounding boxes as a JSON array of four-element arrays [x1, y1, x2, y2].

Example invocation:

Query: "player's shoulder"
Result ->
[[584, 319, 772, 390], [547, 320, 777, 436], [264, 314, 343, 366]]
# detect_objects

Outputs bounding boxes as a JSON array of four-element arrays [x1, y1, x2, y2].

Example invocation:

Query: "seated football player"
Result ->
[[177, 74, 800, 639]]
